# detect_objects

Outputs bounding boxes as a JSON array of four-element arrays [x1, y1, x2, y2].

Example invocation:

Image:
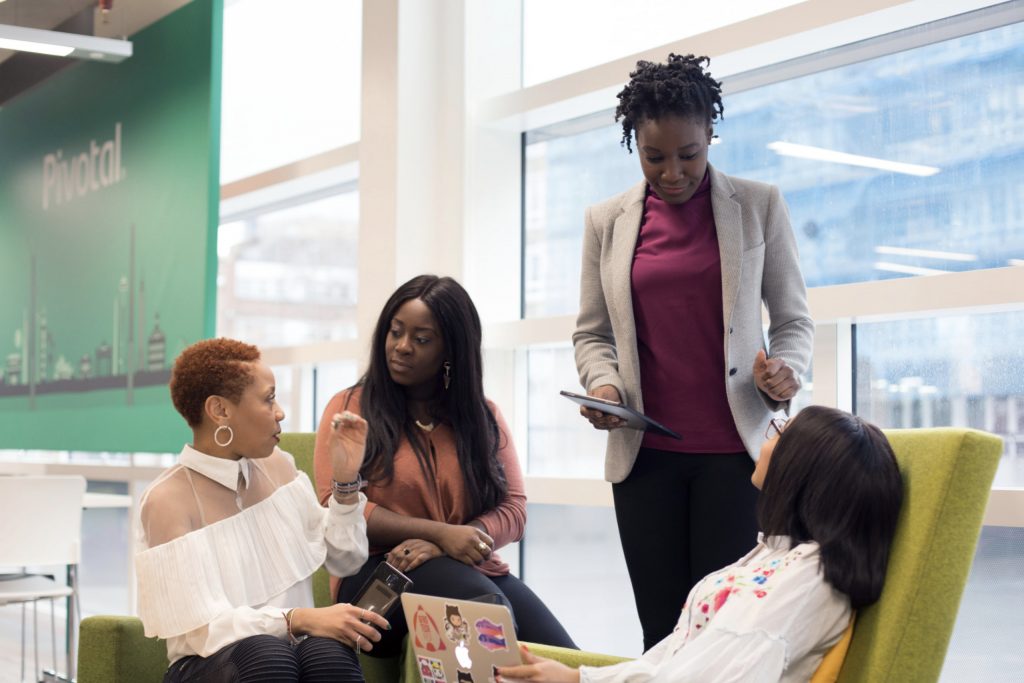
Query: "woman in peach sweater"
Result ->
[[315, 274, 576, 657]]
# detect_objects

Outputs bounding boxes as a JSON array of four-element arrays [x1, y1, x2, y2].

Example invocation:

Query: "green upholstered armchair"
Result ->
[[78, 433, 402, 683], [527, 428, 1003, 683], [79, 428, 1001, 683]]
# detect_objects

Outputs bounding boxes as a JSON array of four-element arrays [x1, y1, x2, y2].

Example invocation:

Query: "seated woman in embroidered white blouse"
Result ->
[[135, 338, 390, 683], [497, 406, 903, 683]]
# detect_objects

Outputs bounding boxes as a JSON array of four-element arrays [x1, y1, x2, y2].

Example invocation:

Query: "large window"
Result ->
[[220, 0, 361, 182], [523, 20, 1024, 317], [526, 345, 609, 477], [217, 190, 359, 349], [513, 8, 1024, 672], [856, 311, 1024, 487]]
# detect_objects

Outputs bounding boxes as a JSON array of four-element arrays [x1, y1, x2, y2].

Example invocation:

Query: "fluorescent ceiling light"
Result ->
[[0, 24, 131, 62], [874, 246, 977, 262], [874, 261, 948, 276], [767, 141, 940, 177], [0, 36, 73, 56]]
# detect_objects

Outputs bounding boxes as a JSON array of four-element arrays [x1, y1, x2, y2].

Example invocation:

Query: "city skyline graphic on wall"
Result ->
[[1, 224, 172, 405]]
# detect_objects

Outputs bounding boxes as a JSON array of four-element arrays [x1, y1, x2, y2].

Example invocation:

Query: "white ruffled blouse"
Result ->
[[135, 445, 368, 663], [581, 535, 851, 683]]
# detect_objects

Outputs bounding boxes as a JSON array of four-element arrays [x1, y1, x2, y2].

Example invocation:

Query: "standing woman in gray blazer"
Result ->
[[573, 54, 813, 651]]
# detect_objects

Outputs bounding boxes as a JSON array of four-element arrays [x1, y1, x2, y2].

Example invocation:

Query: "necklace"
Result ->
[[414, 419, 435, 433]]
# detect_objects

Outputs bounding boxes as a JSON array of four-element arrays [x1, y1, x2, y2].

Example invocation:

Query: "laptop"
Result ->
[[401, 593, 523, 683]]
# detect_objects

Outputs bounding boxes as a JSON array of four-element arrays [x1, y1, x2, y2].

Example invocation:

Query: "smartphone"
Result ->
[[351, 561, 413, 618]]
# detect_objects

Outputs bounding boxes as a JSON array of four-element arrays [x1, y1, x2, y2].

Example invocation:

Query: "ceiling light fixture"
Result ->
[[874, 246, 978, 262], [767, 141, 940, 177], [874, 262, 948, 276], [0, 24, 132, 62]]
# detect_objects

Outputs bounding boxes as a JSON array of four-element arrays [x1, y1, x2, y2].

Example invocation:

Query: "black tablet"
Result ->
[[560, 390, 682, 440]]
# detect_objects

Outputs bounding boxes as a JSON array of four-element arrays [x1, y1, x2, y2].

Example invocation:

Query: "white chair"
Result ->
[[0, 475, 86, 683]]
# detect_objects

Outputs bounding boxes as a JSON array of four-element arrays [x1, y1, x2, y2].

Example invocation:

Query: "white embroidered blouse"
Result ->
[[135, 445, 368, 664], [581, 535, 851, 683]]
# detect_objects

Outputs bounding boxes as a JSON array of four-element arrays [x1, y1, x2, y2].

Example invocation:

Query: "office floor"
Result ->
[[0, 602, 70, 682]]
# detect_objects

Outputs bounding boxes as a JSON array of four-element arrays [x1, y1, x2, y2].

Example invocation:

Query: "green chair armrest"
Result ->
[[523, 642, 632, 669], [77, 615, 168, 683]]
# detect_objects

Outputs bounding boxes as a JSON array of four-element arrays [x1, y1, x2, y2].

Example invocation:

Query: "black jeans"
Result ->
[[613, 448, 759, 651], [164, 634, 362, 683], [338, 554, 577, 657]]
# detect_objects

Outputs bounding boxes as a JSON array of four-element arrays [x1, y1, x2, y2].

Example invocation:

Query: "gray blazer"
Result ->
[[573, 164, 813, 483]]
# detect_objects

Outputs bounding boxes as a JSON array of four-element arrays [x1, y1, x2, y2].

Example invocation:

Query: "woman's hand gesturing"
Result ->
[[328, 411, 368, 486], [753, 350, 801, 402]]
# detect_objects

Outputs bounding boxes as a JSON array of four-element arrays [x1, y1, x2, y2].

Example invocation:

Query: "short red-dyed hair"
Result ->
[[170, 338, 261, 428]]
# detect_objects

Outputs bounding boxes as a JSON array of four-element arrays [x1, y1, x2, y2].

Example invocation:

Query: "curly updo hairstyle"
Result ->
[[614, 53, 724, 152], [170, 338, 261, 428]]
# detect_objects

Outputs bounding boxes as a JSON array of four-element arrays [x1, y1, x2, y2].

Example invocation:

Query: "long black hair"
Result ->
[[757, 405, 903, 608], [355, 275, 506, 518], [614, 53, 724, 152]]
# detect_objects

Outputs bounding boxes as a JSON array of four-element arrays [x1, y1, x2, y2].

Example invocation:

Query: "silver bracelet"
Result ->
[[332, 474, 366, 496]]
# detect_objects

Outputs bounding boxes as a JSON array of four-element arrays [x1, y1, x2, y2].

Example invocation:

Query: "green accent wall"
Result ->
[[0, 0, 222, 453]]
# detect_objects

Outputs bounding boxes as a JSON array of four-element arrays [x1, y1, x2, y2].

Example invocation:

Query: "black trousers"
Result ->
[[612, 448, 760, 652], [164, 634, 363, 683], [338, 554, 577, 657]]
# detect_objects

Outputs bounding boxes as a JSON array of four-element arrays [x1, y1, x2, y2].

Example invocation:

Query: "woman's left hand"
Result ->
[[496, 645, 580, 683], [328, 411, 368, 483], [753, 350, 801, 402], [386, 538, 443, 573]]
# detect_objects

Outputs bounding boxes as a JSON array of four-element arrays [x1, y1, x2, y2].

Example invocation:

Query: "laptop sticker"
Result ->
[[474, 617, 508, 652], [413, 605, 447, 652], [444, 604, 470, 643], [456, 672, 475, 682], [417, 655, 447, 683]]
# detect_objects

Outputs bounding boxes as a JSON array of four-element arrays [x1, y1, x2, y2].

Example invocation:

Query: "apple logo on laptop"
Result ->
[[455, 640, 473, 669]]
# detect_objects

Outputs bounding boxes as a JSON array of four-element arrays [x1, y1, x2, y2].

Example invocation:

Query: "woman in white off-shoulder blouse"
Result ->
[[136, 338, 389, 682], [497, 406, 904, 683]]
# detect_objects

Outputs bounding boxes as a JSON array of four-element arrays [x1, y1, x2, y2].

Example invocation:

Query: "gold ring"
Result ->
[[403, 547, 411, 555], [477, 541, 488, 552]]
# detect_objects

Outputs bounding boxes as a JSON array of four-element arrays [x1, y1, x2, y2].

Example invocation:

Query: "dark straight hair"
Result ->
[[355, 274, 506, 518], [757, 405, 903, 608]]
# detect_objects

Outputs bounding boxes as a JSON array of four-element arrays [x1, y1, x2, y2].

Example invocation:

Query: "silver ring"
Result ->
[[354, 634, 363, 650], [360, 609, 367, 621]]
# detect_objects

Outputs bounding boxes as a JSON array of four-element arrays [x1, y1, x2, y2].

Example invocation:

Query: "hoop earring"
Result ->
[[443, 361, 452, 391], [214, 425, 234, 448]]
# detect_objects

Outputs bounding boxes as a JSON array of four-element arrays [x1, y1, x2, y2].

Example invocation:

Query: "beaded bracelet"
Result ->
[[332, 474, 367, 496]]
